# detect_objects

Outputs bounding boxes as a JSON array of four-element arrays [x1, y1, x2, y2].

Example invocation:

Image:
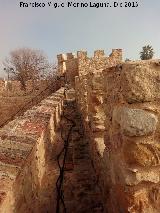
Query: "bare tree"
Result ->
[[42, 63, 57, 80], [3, 48, 51, 90]]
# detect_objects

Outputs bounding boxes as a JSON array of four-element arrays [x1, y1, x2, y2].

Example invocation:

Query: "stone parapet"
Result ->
[[103, 60, 160, 213], [102, 60, 160, 212], [0, 87, 65, 212], [74, 57, 160, 212]]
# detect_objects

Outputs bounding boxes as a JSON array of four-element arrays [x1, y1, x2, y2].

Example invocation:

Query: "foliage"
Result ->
[[125, 58, 131, 62], [140, 45, 154, 60]]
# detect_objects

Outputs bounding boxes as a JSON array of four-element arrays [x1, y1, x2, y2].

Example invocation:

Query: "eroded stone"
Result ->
[[113, 107, 158, 136], [121, 61, 160, 103]]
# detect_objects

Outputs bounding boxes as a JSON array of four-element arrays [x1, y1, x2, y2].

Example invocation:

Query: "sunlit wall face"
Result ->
[[0, 0, 159, 77]]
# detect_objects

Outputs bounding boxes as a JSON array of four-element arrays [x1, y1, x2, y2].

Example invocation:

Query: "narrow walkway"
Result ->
[[60, 99, 104, 213]]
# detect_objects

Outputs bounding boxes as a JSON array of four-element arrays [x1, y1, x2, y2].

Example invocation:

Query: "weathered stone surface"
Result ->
[[57, 57, 160, 213], [124, 142, 160, 167], [74, 50, 123, 213], [0, 88, 65, 212], [121, 60, 160, 103], [0, 79, 51, 97], [113, 107, 158, 136], [0, 79, 60, 127], [2, 51, 160, 213], [125, 167, 160, 185]]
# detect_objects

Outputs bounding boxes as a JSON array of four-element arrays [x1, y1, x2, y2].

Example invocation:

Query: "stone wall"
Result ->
[[1, 48, 160, 212], [74, 49, 123, 212], [57, 49, 122, 88], [0, 96, 37, 127], [71, 49, 160, 213], [0, 79, 60, 127], [0, 80, 52, 97], [57, 53, 78, 87], [0, 88, 65, 212], [102, 60, 160, 213]]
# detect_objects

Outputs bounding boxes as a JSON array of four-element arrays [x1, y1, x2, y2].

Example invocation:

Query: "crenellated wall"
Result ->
[[57, 49, 122, 88], [1, 48, 160, 212], [70, 49, 160, 213], [74, 49, 123, 212], [0, 88, 65, 212]]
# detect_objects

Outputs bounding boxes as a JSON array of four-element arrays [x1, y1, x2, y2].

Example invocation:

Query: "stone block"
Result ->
[[113, 106, 158, 137], [125, 167, 160, 185], [124, 142, 160, 167], [57, 54, 67, 62], [121, 60, 160, 103], [66, 53, 76, 60], [94, 50, 105, 58], [77, 51, 87, 59], [90, 72, 104, 90]]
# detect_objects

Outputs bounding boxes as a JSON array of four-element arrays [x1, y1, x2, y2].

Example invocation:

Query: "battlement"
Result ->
[[58, 49, 122, 61], [57, 49, 123, 86], [75, 58, 160, 212], [57, 53, 67, 62], [94, 49, 105, 58], [57, 52, 76, 63]]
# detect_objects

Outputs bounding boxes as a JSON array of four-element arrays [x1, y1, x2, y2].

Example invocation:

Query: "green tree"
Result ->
[[140, 45, 154, 60], [125, 58, 131, 62]]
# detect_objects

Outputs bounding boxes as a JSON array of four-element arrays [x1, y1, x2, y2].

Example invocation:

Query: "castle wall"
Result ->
[[1, 48, 160, 212], [0, 88, 65, 212], [74, 49, 123, 212], [0, 80, 51, 97], [102, 60, 160, 213], [0, 79, 60, 127], [75, 58, 160, 212], [57, 49, 122, 88], [57, 53, 78, 87]]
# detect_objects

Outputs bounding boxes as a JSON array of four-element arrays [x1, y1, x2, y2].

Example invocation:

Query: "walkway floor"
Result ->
[[59, 100, 104, 213]]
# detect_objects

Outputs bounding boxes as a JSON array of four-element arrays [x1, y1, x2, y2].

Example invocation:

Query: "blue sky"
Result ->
[[0, 0, 160, 77]]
